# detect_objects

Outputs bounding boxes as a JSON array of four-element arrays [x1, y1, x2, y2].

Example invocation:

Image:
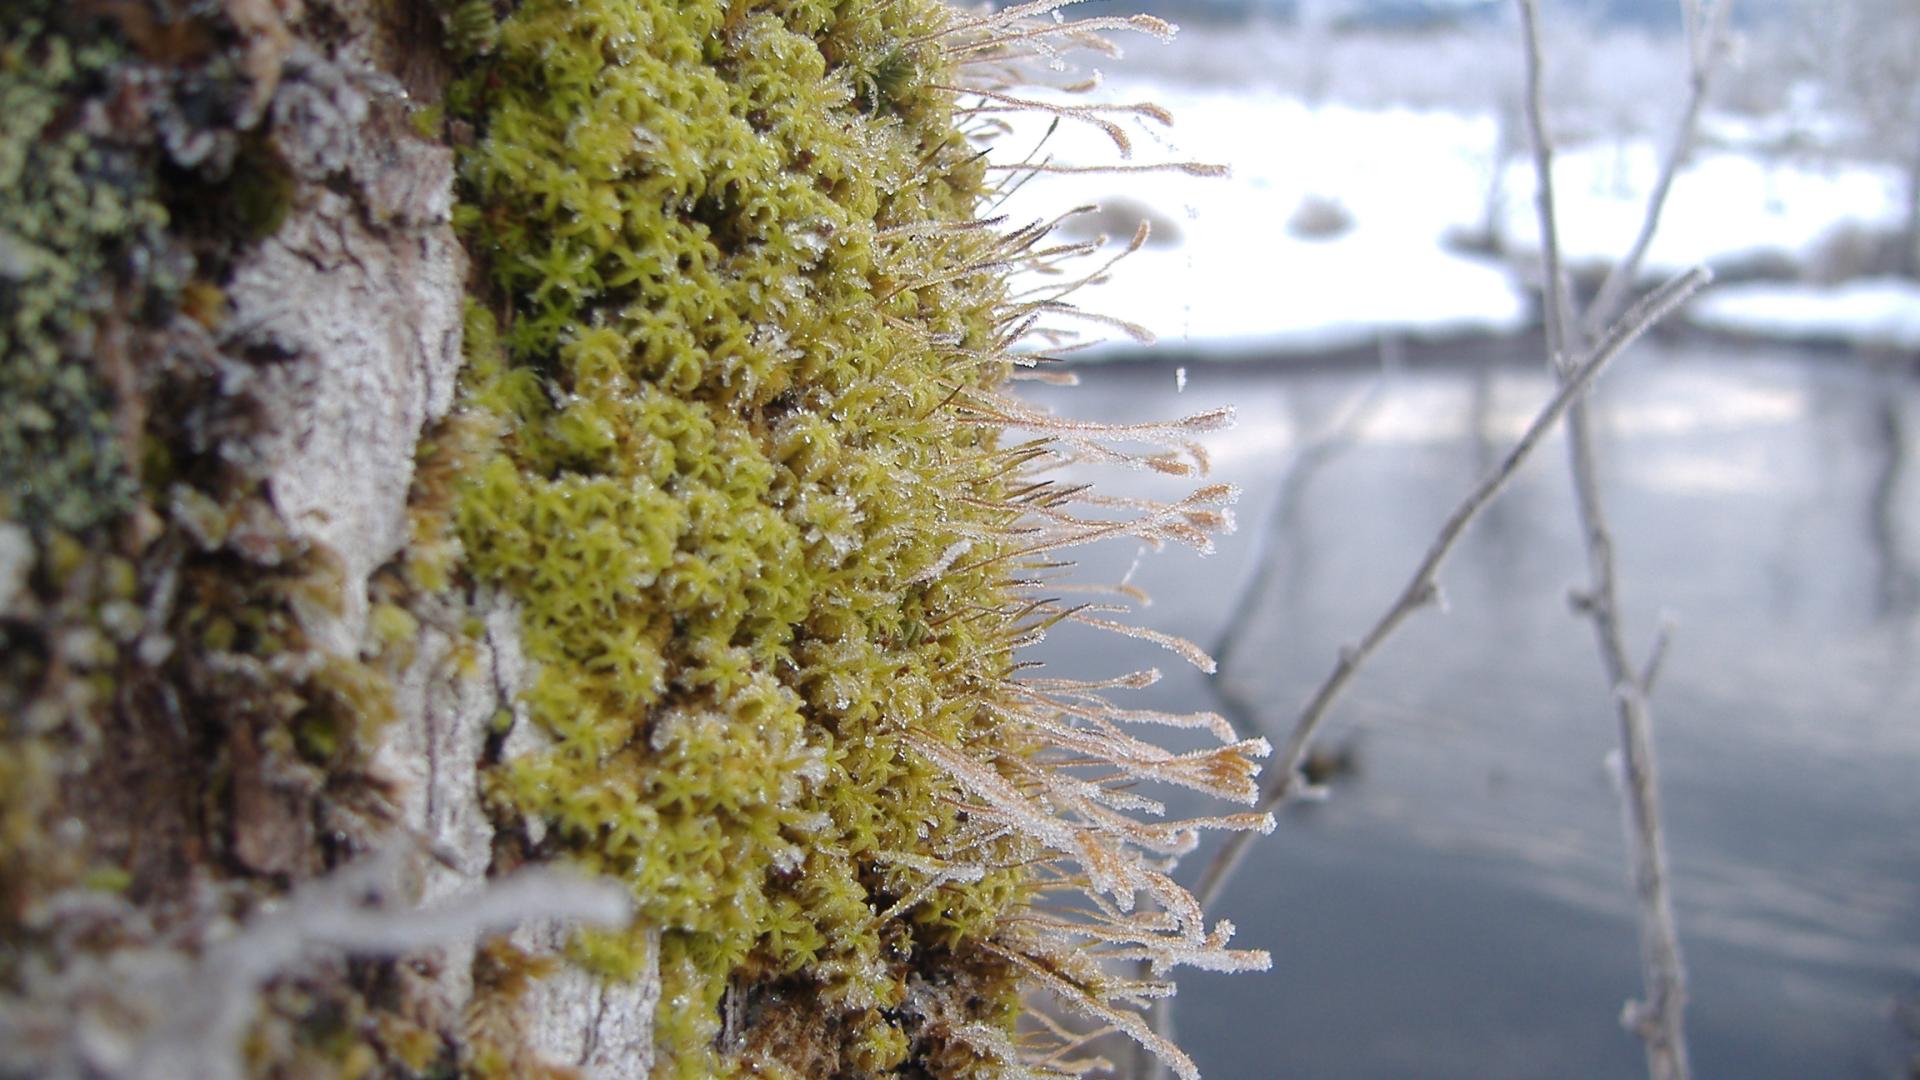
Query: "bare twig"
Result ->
[[1191, 267, 1710, 913], [1515, 0, 1578, 372], [1514, 2, 1717, 1077], [1639, 615, 1676, 692], [1557, 389, 1694, 1080], [1169, 6, 1716, 1074], [1581, 0, 1731, 339]]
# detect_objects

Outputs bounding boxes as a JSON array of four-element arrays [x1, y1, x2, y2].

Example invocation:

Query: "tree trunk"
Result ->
[[2, 3, 1267, 1077], [1, 1, 655, 1074]]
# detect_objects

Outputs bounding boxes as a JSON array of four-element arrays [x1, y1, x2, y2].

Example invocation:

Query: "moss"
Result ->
[[442, 0, 1044, 1072], [1, 0, 1244, 1074]]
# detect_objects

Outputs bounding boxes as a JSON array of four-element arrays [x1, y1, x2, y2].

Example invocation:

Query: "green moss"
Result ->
[[0, 13, 169, 534], [444, 0, 1040, 1072]]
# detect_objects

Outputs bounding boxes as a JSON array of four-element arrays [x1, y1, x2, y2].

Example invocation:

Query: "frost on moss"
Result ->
[[442, 1, 1264, 1075], [446, 2, 1027, 1071]]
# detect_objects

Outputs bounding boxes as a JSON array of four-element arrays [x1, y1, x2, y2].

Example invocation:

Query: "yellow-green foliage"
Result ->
[[445, 0, 1038, 1072], [0, 11, 167, 532]]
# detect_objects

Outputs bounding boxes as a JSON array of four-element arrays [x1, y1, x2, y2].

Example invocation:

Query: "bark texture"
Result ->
[[3, 2, 1269, 1077], [0, 0, 653, 1075]]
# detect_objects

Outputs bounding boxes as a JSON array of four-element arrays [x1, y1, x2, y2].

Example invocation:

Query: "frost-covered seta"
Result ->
[[441, 0, 1270, 1075]]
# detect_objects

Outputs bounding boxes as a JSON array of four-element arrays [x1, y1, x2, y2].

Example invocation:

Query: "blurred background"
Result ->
[[987, 1, 1920, 1076]]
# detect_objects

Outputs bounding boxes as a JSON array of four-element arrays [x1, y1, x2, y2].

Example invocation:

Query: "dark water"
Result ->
[[1018, 341, 1920, 1078]]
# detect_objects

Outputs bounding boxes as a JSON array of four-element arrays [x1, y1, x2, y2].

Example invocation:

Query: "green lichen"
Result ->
[[0, 13, 169, 534], [443, 0, 1038, 1072]]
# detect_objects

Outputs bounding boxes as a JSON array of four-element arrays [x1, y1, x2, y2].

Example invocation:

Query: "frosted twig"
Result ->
[[1192, 266, 1711, 914], [1515, 2, 1703, 1077], [1515, 0, 1578, 371], [1639, 616, 1675, 693], [1579, 0, 1731, 340]]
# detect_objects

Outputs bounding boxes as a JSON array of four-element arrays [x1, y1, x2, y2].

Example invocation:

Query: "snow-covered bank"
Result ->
[[1496, 144, 1908, 279], [1690, 280, 1920, 351], [995, 86, 1529, 355], [991, 75, 1916, 359]]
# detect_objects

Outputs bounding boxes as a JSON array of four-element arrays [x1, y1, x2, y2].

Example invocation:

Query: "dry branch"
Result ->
[[1513, 2, 1720, 1076], [1158, 8, 1723, 1078], [1516, 0, 1579, 368], [1580, 0, 1732, 340], [1192, 266, 1711, 913]]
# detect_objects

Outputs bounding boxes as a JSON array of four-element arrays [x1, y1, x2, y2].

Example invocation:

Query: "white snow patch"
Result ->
[[993, 81, 1527, 357], [1499, 144, 1907, 274], [989, 74, 1913, 358], [1688, 279, 1920, 350]]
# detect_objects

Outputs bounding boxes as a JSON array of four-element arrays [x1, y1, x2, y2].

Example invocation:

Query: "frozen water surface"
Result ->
[[1019, 341, 1920, 1078]]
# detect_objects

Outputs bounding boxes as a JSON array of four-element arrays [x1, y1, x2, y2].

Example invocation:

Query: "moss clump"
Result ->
[[444, 0, 1039, 1072], [0, 13, 170, 534], [0, 0, 1258, 1074]]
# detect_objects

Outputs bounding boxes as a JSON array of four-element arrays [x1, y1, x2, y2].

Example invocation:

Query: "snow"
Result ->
[[1497, 142, 1907, 275], [989, 73, 1914, 358], [1689, 279, 1920, 350], [995, 84, 1529, 355]]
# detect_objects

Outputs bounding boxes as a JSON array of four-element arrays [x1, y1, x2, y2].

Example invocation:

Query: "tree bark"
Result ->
[[4, 2, 1270, 1077], [1, 1, 653, 1075]]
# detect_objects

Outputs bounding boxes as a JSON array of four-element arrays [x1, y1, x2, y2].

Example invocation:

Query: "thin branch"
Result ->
[[1516, 0, 1578, 373], [1192, 267, 1711, 913], [1515, 3, 1709, 1077], [1639, 615, 1676, 693], [1557, 377, 1694, 1080], [1580, 0, 1731, 339]]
